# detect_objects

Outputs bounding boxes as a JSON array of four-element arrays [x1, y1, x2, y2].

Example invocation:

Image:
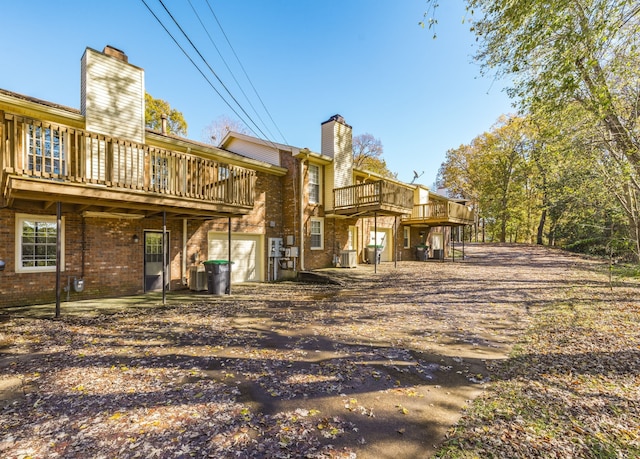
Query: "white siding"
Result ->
[[415, 187, 430, 205], [332, 121, 352, 189], [225, 138, 280, 166], [81, 48, 145, 143], [321, 117, 353, 209], [321, 121, 335, 158]]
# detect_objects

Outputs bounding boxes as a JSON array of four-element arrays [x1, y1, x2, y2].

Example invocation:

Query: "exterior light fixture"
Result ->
[[132, 234, 140, 244]]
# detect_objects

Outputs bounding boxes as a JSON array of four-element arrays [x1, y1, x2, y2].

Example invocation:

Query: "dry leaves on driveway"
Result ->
[[1, 244, 637, 458], [436, 250, 640, 458]]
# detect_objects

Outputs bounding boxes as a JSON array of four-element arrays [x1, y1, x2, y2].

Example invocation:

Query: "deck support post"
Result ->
[[55, 202, 62, 319], [162, 211, 167, 305], [228, 217, 232, 295], [374, 212, 377, 274]]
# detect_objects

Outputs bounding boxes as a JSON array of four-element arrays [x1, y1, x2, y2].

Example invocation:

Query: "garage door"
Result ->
[[208, 232, 263, 283]]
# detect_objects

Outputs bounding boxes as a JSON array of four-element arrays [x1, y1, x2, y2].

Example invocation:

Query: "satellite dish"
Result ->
[[410, 170, 424, 184]]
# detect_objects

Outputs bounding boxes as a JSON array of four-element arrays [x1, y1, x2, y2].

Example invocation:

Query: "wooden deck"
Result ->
[[333, 180, 414, 216], [0, 112, 255, 218], [402, 201, 475, 226]]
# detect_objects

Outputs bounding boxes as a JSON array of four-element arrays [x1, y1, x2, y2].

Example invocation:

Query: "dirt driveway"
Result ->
[[0, 244, 600, 458]]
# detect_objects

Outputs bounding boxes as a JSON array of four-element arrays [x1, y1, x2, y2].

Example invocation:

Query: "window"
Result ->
[[15, 214, 64, 273], [151, 155, 169, 191], [403, 227, 410, 248], [218, 165, 230, 180], [310, 217, 324, 250], [26, 125, 66, 176], [308, 164, 320, 204], [145, 232, 165, 263]]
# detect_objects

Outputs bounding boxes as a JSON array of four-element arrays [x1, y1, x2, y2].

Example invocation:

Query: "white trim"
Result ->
[[309, 217, 324, 250], [403, 227, 410, 248], [308, 163, 321, 204], [15, 213, 65, 273]]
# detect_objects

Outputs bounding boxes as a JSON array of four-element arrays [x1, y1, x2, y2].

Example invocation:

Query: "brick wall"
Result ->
[[182, 170, 283, 283]]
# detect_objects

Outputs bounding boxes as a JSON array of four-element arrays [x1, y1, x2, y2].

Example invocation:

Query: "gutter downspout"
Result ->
[[299, 153, 307, 271], [182, 219, 187, 285]]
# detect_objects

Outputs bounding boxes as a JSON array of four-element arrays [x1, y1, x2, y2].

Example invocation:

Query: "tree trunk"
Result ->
[[537, 208, 547, 245]]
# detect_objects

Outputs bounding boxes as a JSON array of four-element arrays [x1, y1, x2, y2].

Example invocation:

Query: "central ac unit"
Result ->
[[189, 266, 208, 291], [340, 250, 357, 268]]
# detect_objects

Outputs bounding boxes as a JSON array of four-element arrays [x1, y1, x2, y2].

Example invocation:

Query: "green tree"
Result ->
[[426, 0, 640, 259], [145, 93, 188, 137], [439, 115, 536, 243], [353, 133, 397, 179]]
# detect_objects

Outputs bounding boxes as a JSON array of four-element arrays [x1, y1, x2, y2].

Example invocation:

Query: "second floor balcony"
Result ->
[[333, 180, 414, 216], [402, 200, 475, 226], [1, 112, 256, 218]]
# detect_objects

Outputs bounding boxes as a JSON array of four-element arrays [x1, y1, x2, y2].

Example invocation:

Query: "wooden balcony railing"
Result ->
[[403, 201, 475, 225], [334, 180, 414, 215], [1, 112, 255, 213]]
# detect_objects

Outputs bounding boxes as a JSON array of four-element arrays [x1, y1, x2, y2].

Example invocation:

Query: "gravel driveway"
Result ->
[[0, 244, 600, 458]]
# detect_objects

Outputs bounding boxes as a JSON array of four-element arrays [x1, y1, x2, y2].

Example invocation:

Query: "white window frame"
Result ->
[[26, 124, 67, 176], [308, 163, 321, 204], [403, 227, 410, 248], [309, 217, 324, 250], [15, 213, 65, 273]]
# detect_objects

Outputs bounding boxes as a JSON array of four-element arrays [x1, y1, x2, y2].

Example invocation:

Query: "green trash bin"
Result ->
[[203, 260, 232, 294], [415, 244, 429, 261], [366, 245, 382, 264]]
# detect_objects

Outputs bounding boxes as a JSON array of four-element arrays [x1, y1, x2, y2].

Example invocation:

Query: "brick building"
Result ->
[[0, 46, 474, 308]]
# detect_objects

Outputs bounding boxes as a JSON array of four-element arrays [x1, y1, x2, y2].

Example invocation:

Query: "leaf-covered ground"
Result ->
[[435, 252, 640, 458], [1, 244, 638, 458]]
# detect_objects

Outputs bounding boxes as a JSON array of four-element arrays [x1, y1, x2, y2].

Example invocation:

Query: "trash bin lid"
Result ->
[[203, 260, 234, 265]]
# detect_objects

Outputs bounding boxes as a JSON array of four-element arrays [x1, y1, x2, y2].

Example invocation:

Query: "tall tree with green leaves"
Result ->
[[145, 93, 188, 137], [426, 0, 640, 258], [438, 115, 537, 243]]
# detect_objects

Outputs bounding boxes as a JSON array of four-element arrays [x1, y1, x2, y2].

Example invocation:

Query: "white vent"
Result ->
[[189, 267, 207, 291], [340, 250, 357, 268]]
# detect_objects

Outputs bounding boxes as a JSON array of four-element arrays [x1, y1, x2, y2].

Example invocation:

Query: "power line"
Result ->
[[155, 0, 272, 142], [204, 0, 288, 145], [186, 0, 278, 143], [142, 0, 275, 144]]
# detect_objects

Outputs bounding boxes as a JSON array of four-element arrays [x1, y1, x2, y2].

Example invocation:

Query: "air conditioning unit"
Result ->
[[340, 250, 357, 268], [189, 266, 208, 291]]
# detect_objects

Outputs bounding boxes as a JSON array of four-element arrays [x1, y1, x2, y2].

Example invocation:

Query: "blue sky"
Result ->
[[1, 0, 513, 187]]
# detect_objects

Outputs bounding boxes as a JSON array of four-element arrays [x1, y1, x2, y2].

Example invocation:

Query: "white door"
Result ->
[[431, 232, 444, 259], [348, 226, 358, 250], [208, 232, 263, 283], [369, 229, 392, 262]]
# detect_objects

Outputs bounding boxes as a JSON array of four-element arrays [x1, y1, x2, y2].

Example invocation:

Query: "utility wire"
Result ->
[[140, 0, 247, 126], [186, 0, 278, 143], [205, 0, 288, 145], [143, 0, 274, 143], [155, 0, 271, 141]]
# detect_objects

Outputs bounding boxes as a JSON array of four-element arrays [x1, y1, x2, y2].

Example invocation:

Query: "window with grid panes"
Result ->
[[16, 214, 64, 272], [308, 164, 320, 204], [26, 125, 66, 176], [310, 218, 323, 249]]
